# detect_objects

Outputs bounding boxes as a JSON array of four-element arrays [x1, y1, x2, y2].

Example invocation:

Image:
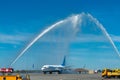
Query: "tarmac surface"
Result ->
[[28, 73, 120, 80]]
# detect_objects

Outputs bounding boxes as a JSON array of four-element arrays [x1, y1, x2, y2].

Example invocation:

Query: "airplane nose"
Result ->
[[41, 67, 46, 70]]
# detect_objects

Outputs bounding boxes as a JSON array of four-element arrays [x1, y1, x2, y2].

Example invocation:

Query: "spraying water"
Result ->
[[87, 14, 120, 58], [10, 20, 65, 66], [10, 13, 120, 67]]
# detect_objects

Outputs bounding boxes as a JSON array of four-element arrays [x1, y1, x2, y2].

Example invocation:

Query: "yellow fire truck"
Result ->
[[102, 68, 120, 78], [0, 74, 30, 80]]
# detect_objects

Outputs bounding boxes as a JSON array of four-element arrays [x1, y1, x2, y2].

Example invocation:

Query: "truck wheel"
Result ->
[[118, 76, 120, 78], [115, 76, 118, 79], [103, 75, 108, 78]]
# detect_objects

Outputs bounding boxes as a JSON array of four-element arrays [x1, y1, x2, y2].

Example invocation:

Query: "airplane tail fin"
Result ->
[[61, 56, 66, 66]]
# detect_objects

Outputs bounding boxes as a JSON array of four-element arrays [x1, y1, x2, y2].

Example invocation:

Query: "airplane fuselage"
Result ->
[[41, 65, 65, 74]]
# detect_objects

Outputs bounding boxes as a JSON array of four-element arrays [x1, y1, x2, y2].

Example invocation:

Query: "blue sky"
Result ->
[[0, 0, 120, 70]]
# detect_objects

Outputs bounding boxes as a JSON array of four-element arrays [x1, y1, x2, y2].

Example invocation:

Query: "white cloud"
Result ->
[[0, 33, 33, 44], [111, 34, 120, 42], [37, 33, 120, 44], [72, 34, 107, 42], [98, 45, 110, 49], [37, 34, 109, 43]]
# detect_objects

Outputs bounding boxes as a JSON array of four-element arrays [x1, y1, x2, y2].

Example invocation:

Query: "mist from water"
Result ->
[[10, 20, 65, 66], [10, 15, 82, 66], [10, 12, 120, 67]]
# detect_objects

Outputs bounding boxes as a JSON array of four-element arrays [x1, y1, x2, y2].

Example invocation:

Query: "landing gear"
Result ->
[[43, 71, 62, 74], [58, 71, 61, 74], [49, 72, 52, 74], [43, 71, 46, 74]]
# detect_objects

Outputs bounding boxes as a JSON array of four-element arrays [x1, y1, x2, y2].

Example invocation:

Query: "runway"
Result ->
[[28, 73, 120, 80]]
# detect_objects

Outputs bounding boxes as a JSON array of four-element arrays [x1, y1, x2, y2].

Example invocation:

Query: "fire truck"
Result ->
[[0, 68, 14, 73], [0, 68, 30, 80], [102, 68, 120, 78]]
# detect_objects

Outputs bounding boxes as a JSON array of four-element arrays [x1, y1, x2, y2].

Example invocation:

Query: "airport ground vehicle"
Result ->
[[0, 74, 30, 80], [0, 68, 14, 73], [0, 74, 22, 80], [102, 68, 120, 78], [0, 68, 30, 80]]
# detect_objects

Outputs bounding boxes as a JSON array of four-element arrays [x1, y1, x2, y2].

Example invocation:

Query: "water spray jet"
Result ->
[[10, 20, 65, 66], [87, 13, 120, 58], [10, 13, 120, 67]]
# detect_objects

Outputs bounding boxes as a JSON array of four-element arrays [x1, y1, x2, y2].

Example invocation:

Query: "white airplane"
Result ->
[[41, 56, 66, 74]]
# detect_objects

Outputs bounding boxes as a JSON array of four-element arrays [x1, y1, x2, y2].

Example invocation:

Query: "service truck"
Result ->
[[102, 68, 120, 78]]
